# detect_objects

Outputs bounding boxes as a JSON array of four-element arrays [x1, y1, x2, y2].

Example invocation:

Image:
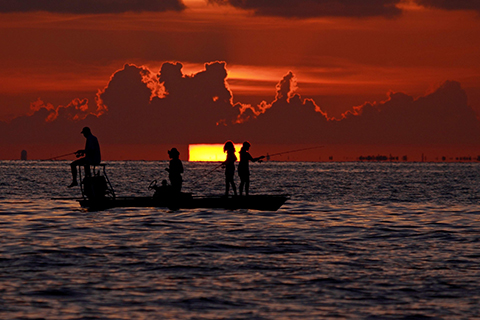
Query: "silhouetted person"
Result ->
[[238, 141, 265, 196], [166, 148, 183, 193], [223, 140, 237, 197], [68, 127, 101, 188], [159, 179, 170, 191], [153, 179, 172, 199]]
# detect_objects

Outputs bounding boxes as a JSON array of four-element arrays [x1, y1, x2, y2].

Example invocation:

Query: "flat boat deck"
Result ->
[[79, 194, 288, 211]]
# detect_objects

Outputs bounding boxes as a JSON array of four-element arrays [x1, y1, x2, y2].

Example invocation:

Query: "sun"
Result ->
[[189, 144, 242, 162]]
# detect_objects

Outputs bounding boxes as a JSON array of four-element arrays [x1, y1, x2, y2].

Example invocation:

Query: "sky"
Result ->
[[1, 0, 480, 161]]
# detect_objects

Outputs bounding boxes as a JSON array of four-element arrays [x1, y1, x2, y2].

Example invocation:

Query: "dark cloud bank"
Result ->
[[2, 0, 478, 16], [415, 0, 480, 12], [1, 61, 479, 157], [0, 0, 185, 14], [208, 0, 403, 18], [208, 0, 480, 18]]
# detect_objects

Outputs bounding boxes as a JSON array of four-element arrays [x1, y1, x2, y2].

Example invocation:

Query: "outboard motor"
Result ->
[[83, 175, 108, 200]]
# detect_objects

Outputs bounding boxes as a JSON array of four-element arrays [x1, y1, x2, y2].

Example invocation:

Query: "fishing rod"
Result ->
[[265, 145, 324, 160], [190, 146, 324, 185], [203, 162, 224, 176], [45, 152, 77, 161], [189, 162, 224, 188]]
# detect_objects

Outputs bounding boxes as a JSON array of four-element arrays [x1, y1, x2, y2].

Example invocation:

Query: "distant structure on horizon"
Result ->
[[21, 150, 27, 160], [358, 154, 405, 162], [355, 154, 480, 162]]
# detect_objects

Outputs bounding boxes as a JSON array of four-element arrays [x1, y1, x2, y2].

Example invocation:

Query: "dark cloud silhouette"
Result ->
[[93, 62, 241, 144], [208, 0, 403, 18], [29, 97, 105, 122], [415, 0, 480, 12], [1, 62, 479, 159], [333, 81, 480, 145], [0, 0, 185, 14], [208, 0, 480, 18], [227, 75, 480, 146]]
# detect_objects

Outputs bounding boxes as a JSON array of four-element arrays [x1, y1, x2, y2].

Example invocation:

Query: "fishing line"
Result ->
[[188, 162, 224, 188], [188, 145, 324, 187], [44, 152, 77, 161], [265, 145, 324, 160]]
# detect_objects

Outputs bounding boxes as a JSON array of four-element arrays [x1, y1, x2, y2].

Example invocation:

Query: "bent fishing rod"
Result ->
[[189, 162, 224, 188], [265, 145, 324, 160]]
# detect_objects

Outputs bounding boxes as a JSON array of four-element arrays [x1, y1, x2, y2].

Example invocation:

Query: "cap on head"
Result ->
[[81, 127, 91, 134], [168, 148, 180, 157]]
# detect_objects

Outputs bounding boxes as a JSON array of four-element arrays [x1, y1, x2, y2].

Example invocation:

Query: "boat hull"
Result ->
[[78, 194, 288, 211]]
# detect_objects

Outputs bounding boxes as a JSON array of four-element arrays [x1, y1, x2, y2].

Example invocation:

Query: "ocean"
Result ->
[[1, 160, 479, 319]]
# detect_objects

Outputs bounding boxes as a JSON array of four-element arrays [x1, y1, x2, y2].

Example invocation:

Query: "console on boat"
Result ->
[[78, 163, 116, 201]]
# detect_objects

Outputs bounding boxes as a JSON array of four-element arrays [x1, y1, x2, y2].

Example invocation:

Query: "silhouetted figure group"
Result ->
[[223, 140, 264, 197], [67, 128, 186, 197], [67, 128, 265, 198]]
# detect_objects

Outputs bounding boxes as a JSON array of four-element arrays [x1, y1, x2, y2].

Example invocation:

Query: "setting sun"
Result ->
[[189, 144, 242, 162]]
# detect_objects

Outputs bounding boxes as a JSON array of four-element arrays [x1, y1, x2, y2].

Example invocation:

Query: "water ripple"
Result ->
[[1, 161, 480, 319]]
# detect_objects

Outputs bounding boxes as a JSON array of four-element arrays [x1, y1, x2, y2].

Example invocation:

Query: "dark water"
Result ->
[[1, 161, 480, 319]]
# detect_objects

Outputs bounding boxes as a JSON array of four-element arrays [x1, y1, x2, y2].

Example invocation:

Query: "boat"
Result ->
[[79, 194, 287, 211], [74, 164, 288, 211]]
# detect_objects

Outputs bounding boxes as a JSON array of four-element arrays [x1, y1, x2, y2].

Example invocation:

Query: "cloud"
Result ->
[[1, 61, 479, 158], [207, 0, 403, 18], [235, 71, 298, 124], [207, 0, 480, 18], [0, 0, 186, 14], [415, 0, 480, 12], [332, 81, 480, 145], [234, 71, 331, 128], [228, 77, 480, 145], [29, 97, 105, 122], [93, 62, 241, 144]]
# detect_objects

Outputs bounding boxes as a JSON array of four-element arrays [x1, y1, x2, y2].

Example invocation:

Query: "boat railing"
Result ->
[[78, 163, 116, 200]]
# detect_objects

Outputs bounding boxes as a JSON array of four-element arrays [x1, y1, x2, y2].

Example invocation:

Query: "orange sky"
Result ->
[[1, 0, 480, 160]]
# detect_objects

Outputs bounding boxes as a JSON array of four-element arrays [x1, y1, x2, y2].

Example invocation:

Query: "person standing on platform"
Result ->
[[166, 148, 184, 193], [238, 141, 265, 196], [223, 140, 237, 197], [68, 127, 101, 188]]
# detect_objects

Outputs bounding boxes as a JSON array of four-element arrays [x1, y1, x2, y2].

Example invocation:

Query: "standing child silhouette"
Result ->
[[222, 141, 237, 197]]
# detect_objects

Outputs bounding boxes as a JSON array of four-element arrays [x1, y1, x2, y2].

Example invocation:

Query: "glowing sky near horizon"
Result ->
[[189, 144, 243, 162], [1, 0, 480, 160]]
